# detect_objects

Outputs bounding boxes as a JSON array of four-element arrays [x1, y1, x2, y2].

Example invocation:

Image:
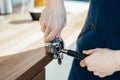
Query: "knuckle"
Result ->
[[80, 61, 83, 65], [103, 48, 110, 51], [84, 58, 90, 65], [47, 26, 53, 30], [93, 72, 99, 76], [84, 58, 88, 64], [46, 37, 53, 41], [95, 48, 101, 50], [80, 60, 86, 67], [87, 67, 93, 72], [98, 74, 105, 78], [109, 72, 114, 75]]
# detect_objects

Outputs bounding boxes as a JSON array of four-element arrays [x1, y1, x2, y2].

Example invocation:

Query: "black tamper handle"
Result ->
[[61, 49, 88, 60]]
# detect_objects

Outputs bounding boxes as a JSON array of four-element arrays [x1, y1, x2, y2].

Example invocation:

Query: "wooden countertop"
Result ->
[[0, 12, 87, 80]]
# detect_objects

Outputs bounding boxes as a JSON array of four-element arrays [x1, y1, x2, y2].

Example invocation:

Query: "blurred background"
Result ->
[[12, 0, 89, 5], [0, 0, 89, 14]]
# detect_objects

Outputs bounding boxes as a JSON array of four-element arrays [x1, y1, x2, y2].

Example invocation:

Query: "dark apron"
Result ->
[[68, 0, 120, 80]]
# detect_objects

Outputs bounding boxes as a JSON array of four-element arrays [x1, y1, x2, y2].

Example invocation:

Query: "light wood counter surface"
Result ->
[[0, 11, 87, 80]]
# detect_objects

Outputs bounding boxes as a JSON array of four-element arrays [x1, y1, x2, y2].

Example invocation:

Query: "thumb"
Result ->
[[80, 60, 86, 67], [83, 49, 95, 55]]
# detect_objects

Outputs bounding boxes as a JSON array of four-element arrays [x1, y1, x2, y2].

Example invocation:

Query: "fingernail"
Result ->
[[81, 64, 86, 67], [83, 50, 87, 53], [80, 61, 86, 67]]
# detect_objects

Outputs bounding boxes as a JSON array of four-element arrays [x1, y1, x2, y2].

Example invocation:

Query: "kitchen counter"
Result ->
[[0, 11, 87, 80]]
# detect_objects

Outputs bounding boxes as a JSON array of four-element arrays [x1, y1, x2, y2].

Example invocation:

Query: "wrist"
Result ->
[[113, 50, 120, 71], [45, 0, 64, 8]]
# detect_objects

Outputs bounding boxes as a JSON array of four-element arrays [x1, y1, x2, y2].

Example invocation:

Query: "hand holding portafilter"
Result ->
[[45, 38, 88, 65], [40, 0, 66, 41]]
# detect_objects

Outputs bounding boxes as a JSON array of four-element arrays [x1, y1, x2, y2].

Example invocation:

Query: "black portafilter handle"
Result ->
[[61, 49, 88, 60]]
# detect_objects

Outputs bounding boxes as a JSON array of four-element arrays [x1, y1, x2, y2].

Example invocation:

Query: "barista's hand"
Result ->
[[40, 1, 66, 41], [80, 48, 120, 78]]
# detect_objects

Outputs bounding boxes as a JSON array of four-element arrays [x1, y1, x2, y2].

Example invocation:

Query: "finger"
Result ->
[[83, 49, 95, 55], [93, 72, 105, 77], [44, 27, 52, 41], [41, 23, 46, 32], [95, 48, 102, 51], [39, 17, 44, 32], [55, 24, 64, 38], [46, 28, 59, 41], [98, 74, 106, 78], [87, 66, 94, 72], [44, 26, 52, 36], [56, 32, 61, 38], [80, 60, 87, 67], [94, 72, 99, 76], [97, 71, 114, 77], [95, 72, 108, 78], [107, 72, 114, 76], [56, 34, 61, 38]]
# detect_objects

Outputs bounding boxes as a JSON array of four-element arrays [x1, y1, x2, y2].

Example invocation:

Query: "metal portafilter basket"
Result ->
[[45, 38, 88, 65]]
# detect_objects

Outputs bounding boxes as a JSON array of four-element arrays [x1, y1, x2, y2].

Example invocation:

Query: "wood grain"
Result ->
[[0, 11, 87, 80], [16, 48, 52, 80]]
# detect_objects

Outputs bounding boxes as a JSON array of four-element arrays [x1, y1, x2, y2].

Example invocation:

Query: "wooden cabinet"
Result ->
[[32, 69, 45, 80]]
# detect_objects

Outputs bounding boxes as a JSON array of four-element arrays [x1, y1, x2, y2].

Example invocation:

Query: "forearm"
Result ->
[[44, 0, 64, 8]]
